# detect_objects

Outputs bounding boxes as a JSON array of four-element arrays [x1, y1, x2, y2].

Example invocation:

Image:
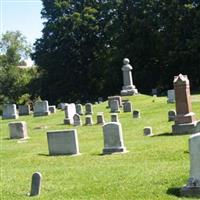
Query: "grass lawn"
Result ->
[[1, 94, 200, 200]]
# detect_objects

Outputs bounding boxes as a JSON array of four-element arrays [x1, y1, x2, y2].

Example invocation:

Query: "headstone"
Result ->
[[181, 133, 200, 197], [47, 129, 80, 155], [85, 103, 93, 115], [133, 110, 140, 118], [73, 114, 82, 126], [111, 113, 119, 122], [30, 172, 42, 196], [2, 104, 18, 119], [120, 58, 138, 96], [58, 103, 68, 110], [49, 105, 56, 113], [110, 100, 120, 113], [143, 127, 153, 136], [123, 101, 133, 112], [97, 113, 105, 124], [18, 105, 31, 116], [193, 121, 200, 134], [167, 89, 175, 103], [172, 74, 197, 134], [85, 115, 93, 125], [76, 104, 83, 115], [168, 110, 176, 122], [152, 88, 157, 96], [9, 121, 28, 139], [64, 104, 76, 125], [108, 96, 122, 108], [98, 97, 103, 103], [33, 101, 50, 117], [102, 122, 127, 154]]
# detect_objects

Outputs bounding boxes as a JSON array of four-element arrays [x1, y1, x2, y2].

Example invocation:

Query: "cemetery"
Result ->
[[2, 90, 200, 199]]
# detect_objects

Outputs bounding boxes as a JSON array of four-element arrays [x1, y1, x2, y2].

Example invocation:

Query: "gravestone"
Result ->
[[2, 104, 18, 119], [143, 127, 153, 136], [168, 110, 176, 122], [181, 133, 200, 197], [110, 100, 120, 113], [172, 74, 197, 134], [64, 104, 76, 125], [73, 114, 82, 126], [98, 97, 103, 103], [33, 101, 50, 117], [58, 103, 68, 110], [108, 96, 122, 108], [102, 122, 127, 154], [9, 121, 28, 139], [85, 115, 93, 125], [30, 172, 42, 196], [111, 113, 119, 122], [133, 110, 140, 118], [120, 58, 138, 96], [167, 89, 175, 103], [47, 129, 80, 155], [18, 105, 31, 116], [152, 88, 157, 96], [97, 113, 105, 124], [76, 104, 83, 115], [123, 101, 133, 112], [85, 103, 93, 115], [49, 105, 56, 114]]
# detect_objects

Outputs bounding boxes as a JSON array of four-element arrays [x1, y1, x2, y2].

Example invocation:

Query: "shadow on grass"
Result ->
[[3, 137, 10, 140], [38, 153, 50, 157], [167, 187, 181, 197], [153, 132, 173, 137]]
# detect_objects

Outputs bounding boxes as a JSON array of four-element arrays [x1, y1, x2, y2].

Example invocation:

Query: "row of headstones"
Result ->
[[152, 89, 175, 103], [1, 101, 57, 119]]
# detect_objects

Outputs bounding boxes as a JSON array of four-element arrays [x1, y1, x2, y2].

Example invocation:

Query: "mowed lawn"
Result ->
[[1, 94, 200, 200]]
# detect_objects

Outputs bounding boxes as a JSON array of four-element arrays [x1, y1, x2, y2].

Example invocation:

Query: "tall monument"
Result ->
[[121, 58, 138, 96], [172, 74, 197, 134]]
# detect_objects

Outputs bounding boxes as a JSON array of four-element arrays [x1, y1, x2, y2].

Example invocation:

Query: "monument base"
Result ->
[[33, 112, 50, 117], [172, 122, 197, 134], [2, 114, 19, 120], [181, 186, 200, 197], [121, 89, 138, 96], [167, 100, 175, 104], [64, 118, 72, 125], [103, 147, 127, 154]]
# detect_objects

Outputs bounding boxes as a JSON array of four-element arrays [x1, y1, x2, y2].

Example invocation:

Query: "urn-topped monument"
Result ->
[[121, 58, 138, 96]]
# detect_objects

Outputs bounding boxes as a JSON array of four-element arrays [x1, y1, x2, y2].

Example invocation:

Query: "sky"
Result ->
[[0, 0, 44, 65]]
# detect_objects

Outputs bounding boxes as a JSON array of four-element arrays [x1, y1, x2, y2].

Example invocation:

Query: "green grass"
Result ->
[[1, 94, 200, 200]]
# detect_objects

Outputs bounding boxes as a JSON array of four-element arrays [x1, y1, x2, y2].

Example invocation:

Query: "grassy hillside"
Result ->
[[1, 94, 200, 200]]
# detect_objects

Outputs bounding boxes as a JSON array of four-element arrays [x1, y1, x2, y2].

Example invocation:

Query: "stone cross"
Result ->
[[30, 172, 42, 196], [181, 133, 200, 197], [172, 74, 196, 134], [120, 58, 138, 96]]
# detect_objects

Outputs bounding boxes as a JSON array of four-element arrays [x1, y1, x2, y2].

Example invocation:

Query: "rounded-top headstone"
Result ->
[[30, 172, 42, 196], [143, 127, 153, 136]]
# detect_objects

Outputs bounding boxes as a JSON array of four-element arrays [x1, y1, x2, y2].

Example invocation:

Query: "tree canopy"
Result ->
[[32, 0, 200, 103]]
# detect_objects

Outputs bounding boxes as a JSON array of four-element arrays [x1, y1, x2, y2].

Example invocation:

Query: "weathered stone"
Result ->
[[2, 104, 18, 119], [181, 133, 200, 197], [33, 101, 50, 117], [172, 74, 197, 134], [110, 100, 120, 113], [30, 172, 42, 196], [18, 105, 31, 116], [73, 114, 82, 126], [49, 105, 56, 113], [85, 115, 93, 125], [85, 103, 93, 115], [108, 96, 122, 108], [47, 129, 80, 155], [152, 88, 157, 96], [102, 122, 127, 154], [133, 110, 140, 118], [168, 110, 176, 122], [167, 89, 175, 103], [97, 113, 105, 124], [123, 101, 133, 112], [76, 104, 83, 115], [121, 58, 138, 96], [193, 121, 200, 134], [64, 104, 76, 125], [143, 127, 153, 136], [9, 121, 28, 139], [111, 113, 119, 122]]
